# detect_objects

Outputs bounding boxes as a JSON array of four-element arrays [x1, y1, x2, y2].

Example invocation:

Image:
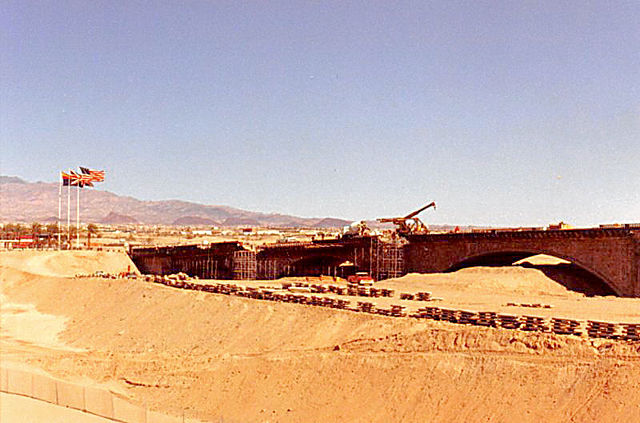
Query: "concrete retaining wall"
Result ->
[[0, 366, 187, 423]]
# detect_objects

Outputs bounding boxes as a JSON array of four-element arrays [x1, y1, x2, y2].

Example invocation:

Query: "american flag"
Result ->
[[80, 167, 105, 182]]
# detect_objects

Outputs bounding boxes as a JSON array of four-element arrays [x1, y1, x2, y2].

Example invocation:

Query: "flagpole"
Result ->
[[76, 184, 80, 249], [58, 173, 62, 250], [67, 173, 71, 249]]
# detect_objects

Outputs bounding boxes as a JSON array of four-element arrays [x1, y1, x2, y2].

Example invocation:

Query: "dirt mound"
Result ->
[[2, 251, 640, 423], [2, 270, 640, 423], [382, 266, 579, 297], [0, 250, 138, 278]]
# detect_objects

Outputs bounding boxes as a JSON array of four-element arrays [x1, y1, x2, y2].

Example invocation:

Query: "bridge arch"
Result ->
[[279, 254, 348, 278], [445, 249, 619, 296]]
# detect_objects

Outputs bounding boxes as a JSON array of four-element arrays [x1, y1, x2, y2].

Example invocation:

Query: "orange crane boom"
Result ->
[[377, 202, 436, 236]]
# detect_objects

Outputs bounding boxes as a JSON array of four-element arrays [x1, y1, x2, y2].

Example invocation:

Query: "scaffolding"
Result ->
[[374, 239, 405, 281], [232, 250, 257, 280]]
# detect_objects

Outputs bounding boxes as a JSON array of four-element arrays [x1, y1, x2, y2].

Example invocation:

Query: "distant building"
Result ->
[[548, 222, 573, 230]]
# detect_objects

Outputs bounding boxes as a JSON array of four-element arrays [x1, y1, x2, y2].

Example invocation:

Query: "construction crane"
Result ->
[[377, 202, 436, 236]]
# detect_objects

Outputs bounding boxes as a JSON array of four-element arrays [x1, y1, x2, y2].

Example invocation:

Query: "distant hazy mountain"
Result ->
[[0, 176, 351, 227], [172, 216, 218, 226], [315, 217, 352, 228], [101, 212, 140, 225]]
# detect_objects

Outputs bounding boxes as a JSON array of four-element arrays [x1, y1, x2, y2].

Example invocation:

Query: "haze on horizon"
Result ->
[[1, 1, 638, 227]]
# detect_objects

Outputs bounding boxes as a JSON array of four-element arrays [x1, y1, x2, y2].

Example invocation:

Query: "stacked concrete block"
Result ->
[[521, 316, 549, 332], [475, 311, 498, 327], [357, 301, 375, 313], [497, 314, 521, 329], [586, 321, 620, 339], [424, 306, 442, 320], [551, 318, 582, 335], [390, 305, 406, 317], [357, 287, 370, 297], [322, 298, 336, 308], [457, 310, 478, 325], [416, 292, 432, 301], [621, 324, 640, 341], [380, 289, 394, 297], [335, 299, 350, 309], [309, 296, 322, 306], [439, 308, 460, 323]]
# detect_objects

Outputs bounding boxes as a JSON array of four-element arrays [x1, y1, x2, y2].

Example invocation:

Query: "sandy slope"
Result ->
[[1, 251, 640, 422], [0, 250, 138, 278]]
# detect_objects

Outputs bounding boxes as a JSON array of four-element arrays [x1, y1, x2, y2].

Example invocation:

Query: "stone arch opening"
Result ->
[[446, 251, 617, 296], [281, 255, 347, 278]]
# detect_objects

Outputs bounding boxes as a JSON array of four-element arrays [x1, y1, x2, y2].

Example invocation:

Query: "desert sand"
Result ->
[[1, 250, 640, 422]]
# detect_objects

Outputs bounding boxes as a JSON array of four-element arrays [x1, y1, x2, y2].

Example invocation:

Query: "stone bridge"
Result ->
[[130, 236, 402, 281], [129, 226, 640, 297], [404, 227, 640, 297], [129, 242, 244, 280], [255, 237, 379, 279]]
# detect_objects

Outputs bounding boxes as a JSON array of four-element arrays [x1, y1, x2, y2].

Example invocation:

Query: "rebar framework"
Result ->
[[233, 250, 257, 280], [374, 239, 405, 281]]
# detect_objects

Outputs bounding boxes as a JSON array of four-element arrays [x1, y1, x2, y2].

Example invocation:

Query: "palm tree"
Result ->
[[87, 223, 98, 248]]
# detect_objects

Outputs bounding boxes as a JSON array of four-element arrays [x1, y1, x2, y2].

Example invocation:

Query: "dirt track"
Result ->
[[1, 251, 640, 422]]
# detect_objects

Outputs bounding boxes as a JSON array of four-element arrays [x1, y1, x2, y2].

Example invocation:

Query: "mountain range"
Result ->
[[0, 176, 352, 227]]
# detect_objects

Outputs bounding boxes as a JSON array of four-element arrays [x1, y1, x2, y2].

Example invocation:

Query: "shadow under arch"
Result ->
[[445, 250, 617, 296], [279, 254, 347, 279]]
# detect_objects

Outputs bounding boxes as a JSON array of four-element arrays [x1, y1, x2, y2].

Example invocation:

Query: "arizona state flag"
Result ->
[[61, 171, 73, 186]]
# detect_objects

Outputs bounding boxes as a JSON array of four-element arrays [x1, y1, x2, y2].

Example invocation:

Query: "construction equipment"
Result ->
[[377, 202, 436, 236], [347, 272, 375, 285], [341, 220, 371, 238]]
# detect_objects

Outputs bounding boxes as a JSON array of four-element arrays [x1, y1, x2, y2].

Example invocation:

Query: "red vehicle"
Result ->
[[347, 272, 374, 285]]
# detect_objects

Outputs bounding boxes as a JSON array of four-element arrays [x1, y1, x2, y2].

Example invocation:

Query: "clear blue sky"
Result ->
[[2, 1, 638, 226]]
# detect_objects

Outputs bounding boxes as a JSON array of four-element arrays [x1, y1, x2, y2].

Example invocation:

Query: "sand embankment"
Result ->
[[1, 251, 640, 422], [0, 250, 138, 278]]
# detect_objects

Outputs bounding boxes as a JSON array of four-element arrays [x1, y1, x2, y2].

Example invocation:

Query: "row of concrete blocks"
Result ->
[[412, 307, 640, 341], [399, 291, 432, 301], [262, 292, 350, 310], [153, 277, 398, 299], [356, 301, 407, 317], [285, 282, 394, 298], [346, 286, 395, 298], [0, 367, 183, 423], [153, 277, 410, 314], [151, 278, 640, 342]]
